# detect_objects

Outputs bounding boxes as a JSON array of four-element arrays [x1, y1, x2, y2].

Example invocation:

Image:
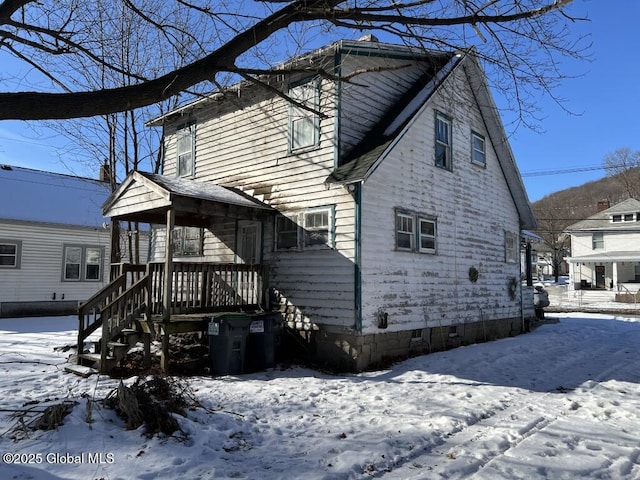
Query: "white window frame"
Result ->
[[63, 245, 104, 282], [176, 124, 195, 178], [395, 210, 437, 254], [471, 131, 486, 166], [418, 217, 437, 254], [504, 231, 518, 264], [303, 207, 334, 249], [274, 206, 334, 251], [435, 112, 452, 170], [288, 80, 320, 152], [0, 239, 21, 268], [395, 212, 415, 251], [592, 232, 604, 250], [172, 226, 203, 257]]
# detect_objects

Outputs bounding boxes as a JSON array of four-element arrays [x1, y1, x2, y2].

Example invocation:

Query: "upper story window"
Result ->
[[471, 131, 486, 166], [63, 245, 104, 281], [275, 206, 334, 251], [435, 112, 452, 170], [395, 209, 437, 254], [0, 240, 21, 268], [611, 213, 637, 223], [592, 232, 604, 250], [288, 80, 320, 151], [172, 227, 203, 256], [176, 124, 195, 177], [504, 231, 518, 263]]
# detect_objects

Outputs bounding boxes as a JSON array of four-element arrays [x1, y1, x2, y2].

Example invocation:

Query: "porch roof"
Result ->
[[103, 171, 273, 226], [566, 251, 640, 263]]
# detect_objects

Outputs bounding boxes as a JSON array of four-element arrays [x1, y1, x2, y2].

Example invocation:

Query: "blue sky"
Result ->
[[0, 0, 637, 202]]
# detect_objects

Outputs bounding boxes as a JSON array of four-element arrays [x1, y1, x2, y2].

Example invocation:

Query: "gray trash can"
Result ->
[[245, 313, 281, 372], [207, 314, 252, 375]]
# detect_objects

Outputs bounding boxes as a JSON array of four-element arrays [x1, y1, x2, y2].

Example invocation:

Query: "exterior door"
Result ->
[[238, 222, 261, 265], [595, 265, 606, 289]]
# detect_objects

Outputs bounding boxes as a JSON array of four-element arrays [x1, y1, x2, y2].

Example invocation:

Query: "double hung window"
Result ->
[[289, 81, 320, 151]]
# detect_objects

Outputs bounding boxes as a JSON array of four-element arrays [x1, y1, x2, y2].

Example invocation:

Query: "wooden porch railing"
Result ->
[[147, 262, 269, 315], [78, 262, 268, 361]]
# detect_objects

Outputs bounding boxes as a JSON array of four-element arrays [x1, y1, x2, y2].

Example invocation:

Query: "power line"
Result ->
[[521, 165, 607, 177]]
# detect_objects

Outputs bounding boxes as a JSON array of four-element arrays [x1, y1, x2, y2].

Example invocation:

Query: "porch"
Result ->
[[72, 171, 275, 374], [76, 261, 269, 373]]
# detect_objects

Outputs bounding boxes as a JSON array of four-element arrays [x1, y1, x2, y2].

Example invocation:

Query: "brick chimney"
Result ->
[[99, 162, 112, 183], [597, 199, 610, 212]]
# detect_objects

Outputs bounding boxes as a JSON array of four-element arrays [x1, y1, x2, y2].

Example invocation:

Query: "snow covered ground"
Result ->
[[1, 313, 640, 480]]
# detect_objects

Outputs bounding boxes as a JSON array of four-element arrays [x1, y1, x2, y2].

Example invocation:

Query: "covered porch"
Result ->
[[76, 171, 274, 373], [566, 252, 640, 301]]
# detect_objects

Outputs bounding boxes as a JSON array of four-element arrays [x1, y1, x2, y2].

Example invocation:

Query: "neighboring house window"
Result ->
[[0, 240, 21, 268], [471, 131, 486, 166], [504, 231, 518, 263], [435, 112, 452, 170], [172, 227, 203, 256], [289, 80, 319, 151], [176, 124, 195, 177], [63, 245, 104, 281], [635, 263, 640, 281], [396, 210, 437, 254], [592, 232, 604, 250], [624, 213, 634, 222], [275, 206, 334, 251], [612, 215, 621, 223]]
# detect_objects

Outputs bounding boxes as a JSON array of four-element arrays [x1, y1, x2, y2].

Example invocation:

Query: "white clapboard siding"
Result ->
[[0, 222, 110, 303], [160, 70, 358, 328], [359, 64, 522, 334]]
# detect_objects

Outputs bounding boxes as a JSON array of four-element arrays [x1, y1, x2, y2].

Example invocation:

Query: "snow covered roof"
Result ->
[[0, 164, 111, 228], [103, 171, 272, 226]]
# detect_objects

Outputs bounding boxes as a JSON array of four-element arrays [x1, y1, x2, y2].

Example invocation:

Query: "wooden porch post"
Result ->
[[163, 209, 175, 321], [109, 220, 120, 281], [161, 209, 175, 371]]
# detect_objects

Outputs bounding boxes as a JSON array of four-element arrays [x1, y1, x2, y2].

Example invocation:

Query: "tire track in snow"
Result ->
[[366, 344, 640, 479]]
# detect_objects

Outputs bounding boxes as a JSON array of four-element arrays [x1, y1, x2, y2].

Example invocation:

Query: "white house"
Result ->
[[565, 198, 640, 301], [0, 165, 113, 317], [94, 38, 537, 372]]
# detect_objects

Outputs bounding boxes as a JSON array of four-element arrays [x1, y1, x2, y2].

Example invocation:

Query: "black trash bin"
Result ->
[[245, 313, 281, 372], [207, 314, 252, 375]]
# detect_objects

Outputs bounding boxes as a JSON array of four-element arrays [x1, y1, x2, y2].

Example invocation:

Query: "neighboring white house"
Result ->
[[0, 165, 113, 317], [565, 198, 640, 301], [103, 38, 538, 370]]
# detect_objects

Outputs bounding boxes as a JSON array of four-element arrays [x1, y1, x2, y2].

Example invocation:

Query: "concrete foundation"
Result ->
[[311, 316, 528, 372]]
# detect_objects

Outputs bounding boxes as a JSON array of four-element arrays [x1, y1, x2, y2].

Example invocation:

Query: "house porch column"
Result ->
[[612, 262, 618, 291]]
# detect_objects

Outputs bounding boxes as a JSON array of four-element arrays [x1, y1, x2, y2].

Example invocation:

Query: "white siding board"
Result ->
[[161, 76, 357, 329], [359, 65, 522, 335], [0, 222, 110, 304]]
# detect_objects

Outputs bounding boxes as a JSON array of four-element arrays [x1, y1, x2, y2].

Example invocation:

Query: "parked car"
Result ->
[[533, 285, 550, 319]]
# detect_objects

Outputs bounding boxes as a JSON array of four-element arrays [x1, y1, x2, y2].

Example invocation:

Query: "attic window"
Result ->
[[435, 112, 452, 170], [288, 80, 320, 151], [611, 213, 635, 223]]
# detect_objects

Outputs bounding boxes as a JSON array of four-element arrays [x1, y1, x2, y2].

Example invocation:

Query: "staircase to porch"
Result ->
[[67, 262, 269, 375]]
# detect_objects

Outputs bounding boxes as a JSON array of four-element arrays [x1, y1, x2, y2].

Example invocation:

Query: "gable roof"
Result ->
[[326, 50, 537, 231], [103, 171, 272, 226], [565, 198, 640, 232], [0, 164, 111, 228]]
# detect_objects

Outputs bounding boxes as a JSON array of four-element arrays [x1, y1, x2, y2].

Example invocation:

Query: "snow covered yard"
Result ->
[[1, 313, 639, 480]]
